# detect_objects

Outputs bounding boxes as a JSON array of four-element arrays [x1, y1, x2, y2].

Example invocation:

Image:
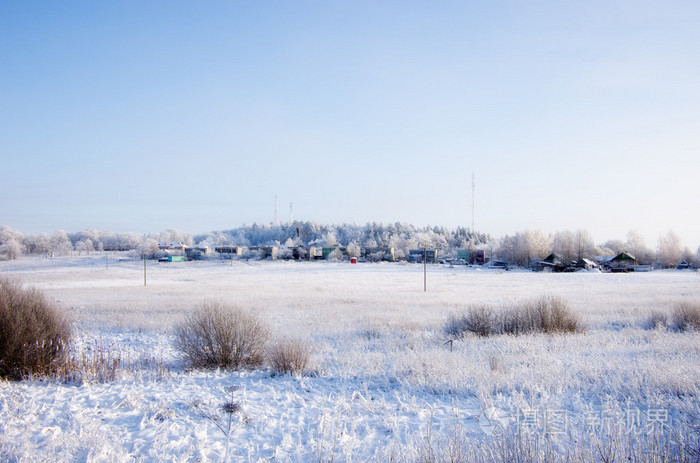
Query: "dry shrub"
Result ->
[[174, 301, 269, 370], [445, 305, 495, 338], [268, 338, 312, 376], [508, 295, 582, 335], [0, 277, 71, 380], [445, 297, 582, 338], [644, 310, 668, 330], [672, 301, 700, 332]]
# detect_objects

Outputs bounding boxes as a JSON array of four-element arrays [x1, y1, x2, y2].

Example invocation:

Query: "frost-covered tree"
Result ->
[[601, 239, 625, 255], [134, 238, 161, 259], [573, 229, 594, 261], [388, 234, 408, 260], [50, 230, 73, 256], [24, 233, 51, 256], [625, 229, 653, 264], [553, 231, 576, 263], [0, 226, 23, 245], [681, 247, 695, 265], [70, 229, 104, 251], [75, 239, 94, 256], [496, 230, 551, 267], [321, 231, 338, 247], [0, 226, 24, 260], [99, 232, 140, 251], [346, 241, 361, 258], [657, 230, 683, 268], [0, 239, 22, 260], [158, 229, 193, 247]]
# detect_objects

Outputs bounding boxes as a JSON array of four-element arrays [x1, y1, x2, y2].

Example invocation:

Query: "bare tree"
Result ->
[[625, 229, 653, 263], [573, 229, 594, 261], [601, 239, 625, 255], [553, 230, 576, 263]]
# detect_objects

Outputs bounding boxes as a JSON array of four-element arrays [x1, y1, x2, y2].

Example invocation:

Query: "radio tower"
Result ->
[[289, 202, 294, 223], [471, 172, 476, 232]]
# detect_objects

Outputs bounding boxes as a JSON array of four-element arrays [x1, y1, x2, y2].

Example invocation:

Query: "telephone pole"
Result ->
[[471, 172, 476, 232]]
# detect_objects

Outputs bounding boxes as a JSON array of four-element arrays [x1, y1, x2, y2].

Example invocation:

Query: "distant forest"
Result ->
[[0, 222, 696, 268]]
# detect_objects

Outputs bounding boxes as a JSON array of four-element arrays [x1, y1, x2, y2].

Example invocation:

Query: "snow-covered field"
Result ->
[[1, 254, 699, 462]]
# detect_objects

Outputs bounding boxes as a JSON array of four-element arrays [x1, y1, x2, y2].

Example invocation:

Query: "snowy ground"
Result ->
[[1, 254, 699, 461]]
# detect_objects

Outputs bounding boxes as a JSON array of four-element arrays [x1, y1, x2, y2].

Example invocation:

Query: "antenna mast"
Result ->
[[289, 202, 293, 223], [471, 172, 475, 232]]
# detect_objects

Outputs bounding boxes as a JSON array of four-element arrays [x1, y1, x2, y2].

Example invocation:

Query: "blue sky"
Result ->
[[1, 1, 699, 248]]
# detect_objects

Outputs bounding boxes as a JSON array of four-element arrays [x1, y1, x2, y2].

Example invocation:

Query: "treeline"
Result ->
[[195, 222, 489, 260], [0, 223, 696, 268], [497, 229, 697, 268], [0, 223, 488, 261]]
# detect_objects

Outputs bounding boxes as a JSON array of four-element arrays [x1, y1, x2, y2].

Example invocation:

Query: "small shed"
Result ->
[[456, 249, 485, 264], [607, 252, 637, 272], [611, 252, 637, 265], [214, 246, 242, 255], [575, 258, 598, 270], [534, 253, 567, 272]]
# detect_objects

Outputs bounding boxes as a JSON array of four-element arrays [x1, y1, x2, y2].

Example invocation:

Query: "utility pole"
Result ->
[[274, 193, 279, 226], [472, 172, 476, 232], [424, 248, 427, 292]]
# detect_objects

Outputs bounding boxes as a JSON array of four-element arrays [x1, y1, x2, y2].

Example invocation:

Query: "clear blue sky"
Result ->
[[2, 1, 699, 248]]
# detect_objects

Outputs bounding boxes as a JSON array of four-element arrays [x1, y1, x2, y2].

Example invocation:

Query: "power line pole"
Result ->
[[472, 172, 476, 232], [424, 248, 427, 292]]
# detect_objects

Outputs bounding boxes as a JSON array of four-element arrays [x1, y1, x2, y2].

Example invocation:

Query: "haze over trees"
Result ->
[[0, 223, 696, 267]]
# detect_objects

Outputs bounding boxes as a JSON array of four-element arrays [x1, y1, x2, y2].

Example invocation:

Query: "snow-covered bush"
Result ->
[[671, 301, 700, 332], [503, 295, 582, 335], [174, 302, 269, 370], [267, 338, 312, 376], [0, 277, 71, 380], [446, 296, 582, 338], [446, 305, 495, 338]]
